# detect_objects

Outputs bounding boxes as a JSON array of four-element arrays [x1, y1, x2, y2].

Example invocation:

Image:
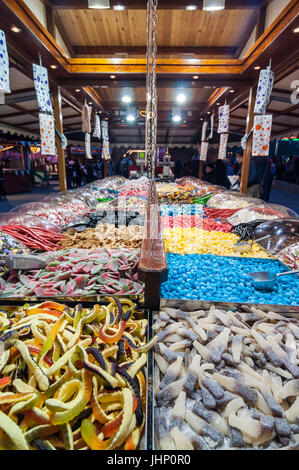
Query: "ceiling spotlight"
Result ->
[[207, 111, 211, 114], [217, 102, 221, 105], [176, 92, 187, 104], [110, 75, 116, 79], [126, 114, 135, 122], [203, 0, 225, 11], [113, 4, 125, 10], [88, 101, 93, 105], [50, 64, 58, 69], [122, 95, 132, 103], [75, 89, 80, 92], [200, 118, 203, 121], [293, 26, 299, 33], [11, 25, 22, 33], [88, 0, 110, 9], [193, 75, 199, 79], [229, 89, 235, 93], [254, 66, 261, 70], [186, 5, 197, 10]]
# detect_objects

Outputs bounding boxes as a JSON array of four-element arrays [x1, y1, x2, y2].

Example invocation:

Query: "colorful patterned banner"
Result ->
[[33, 64, 52, 114], [252, 114, 272, 156], [201, 120, 208, 142], [218, 133, 228, 160], [85, 132, 92, 159], [200, 141, 209, 161], [218, 104, 230, 133], [207, 112, 214, 140], [101, 120, 109, 142], [0, 30, 10, 93], [82, 103, 92, 134], [254, 68, 274, 115], [39, 114, 56, 156], [93, 114, 101, 139], [102, 141, 111, 161]]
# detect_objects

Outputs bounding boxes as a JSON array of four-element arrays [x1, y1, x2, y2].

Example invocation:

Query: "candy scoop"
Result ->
[[0, 254, 46, 270], [247, 268, 299, 291], [233, 235, 270, 253]]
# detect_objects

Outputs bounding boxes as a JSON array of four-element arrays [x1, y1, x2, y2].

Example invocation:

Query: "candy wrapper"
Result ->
[[252, 114, 272, 156], [39, 113, 56, 156], [254, 67, 274, 115], [33, 64, 53, 114], [82, 103, 92, 133], [0, 30, 10, 93], [200, 141, 208, 161], [218, 133, 228, 160], [217, 104, 230, 133]]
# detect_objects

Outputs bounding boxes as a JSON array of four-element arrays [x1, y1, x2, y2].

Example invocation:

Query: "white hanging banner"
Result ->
[[102, 141, 111, 161], [201, 121, 208, 142], [82, 103, 92, 134], [218, 133, 228, 160], [33, 64, 53, 114], [207, 112, 214, 140], [101, 120, 109, 142], [254, 68, 274, 115], [218, 104, 230, 133], [252, 114, 272, 157], [85, 132, 92, 159], [0, 30, 10, 94], [200, 141, 209, 161], [93, 114, 101, 139], [39, 113, 56, 156]]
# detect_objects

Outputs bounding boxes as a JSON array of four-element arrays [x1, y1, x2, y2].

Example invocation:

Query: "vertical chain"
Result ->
[[145, 0, 158, 181]]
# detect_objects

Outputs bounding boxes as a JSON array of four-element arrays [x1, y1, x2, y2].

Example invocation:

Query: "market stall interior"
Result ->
[[0, 0, 298, 452]]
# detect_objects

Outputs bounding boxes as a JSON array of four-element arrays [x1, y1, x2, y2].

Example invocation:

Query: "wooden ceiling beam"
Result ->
[[60, 78, 252, 88], [255, 3, 267, 41], [49, 0, 263, 9], [73, 46, 238, 57], [83, 86, 110, 115]]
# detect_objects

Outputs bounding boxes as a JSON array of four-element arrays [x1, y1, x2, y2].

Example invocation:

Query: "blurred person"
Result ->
[[205, 149, 230, 188], [286, 155, 295, 182], [174, 159, 183, 179], [73, 159, 83, 188]]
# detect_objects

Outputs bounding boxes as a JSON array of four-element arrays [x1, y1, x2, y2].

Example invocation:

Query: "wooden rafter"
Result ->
[[73, 46, 239, 57], [49, 0, 264, 9]]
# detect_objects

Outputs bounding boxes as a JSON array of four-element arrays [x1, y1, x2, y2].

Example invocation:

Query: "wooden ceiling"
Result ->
[[0, 0, 298, 145]]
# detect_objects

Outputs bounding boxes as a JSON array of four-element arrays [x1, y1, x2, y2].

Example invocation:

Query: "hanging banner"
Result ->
[[82, 103, 92, 134], [102, 120, 109, 142], [218, 104, 230, 134], [200, 141, 209, 161], [85, 133, 92, 159], [254, 68, 274, 115], [218, 133, 228, 160], [33, 64, 53, 114], [102, 141, 111, 161], [93, 114, 101, 139], [201, 121, 208, 142], [0, 30, 10, 93], [252, 114, 272, 157], [207, 112, 214, 140], [39, 113, 56, 156]]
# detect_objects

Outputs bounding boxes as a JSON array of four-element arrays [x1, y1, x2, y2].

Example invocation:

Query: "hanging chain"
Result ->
[[145, 0, 158, 181]]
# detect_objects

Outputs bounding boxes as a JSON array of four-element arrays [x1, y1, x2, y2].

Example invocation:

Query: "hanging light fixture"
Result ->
[[203, 0, 225, 11]]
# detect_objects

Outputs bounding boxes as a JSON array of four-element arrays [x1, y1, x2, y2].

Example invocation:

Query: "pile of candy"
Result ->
[[0, 248, 144, 297], [159, 204, 204, 217], [59, 200, 90, 216], [162, 228, 270, 258], [204, 208, 239, 219], [59, 226, 143, 251], [207, 194, 259, 210], [12, 203, 81, 228], [0, 232, 28, 276], [0, 225, 65, 251], [154, 303, 299, 450], [0, 298, 156, 450], [161, 217, 231, 232], [277, 243, 299, 270], [161, 253, 299, 305]]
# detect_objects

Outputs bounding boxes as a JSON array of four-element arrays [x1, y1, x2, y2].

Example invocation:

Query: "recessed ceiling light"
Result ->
[[172, 114, 182, 123], [126, 113, 136, 122], [207, 111, 211, 114], [88, 101, 93, 105], [88, 0, 109, 9], [75, 89, 80, 92], [217, 102, 221, 105], [293, 26, 299, 33], [203, 0, 225, 11], [186, 5, 197, 10], [50, 64, 58, 69], [113, 4, 125, 10], [176, 92, 187, 104], [254, 66, 261, 70], [122, 95, 132, 103], [11, 25, 22, 33], [193, 75, 199, 79], [230, 89, 235, 93], [110, 75, 116, 79], [200, 118, 203, 121]]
